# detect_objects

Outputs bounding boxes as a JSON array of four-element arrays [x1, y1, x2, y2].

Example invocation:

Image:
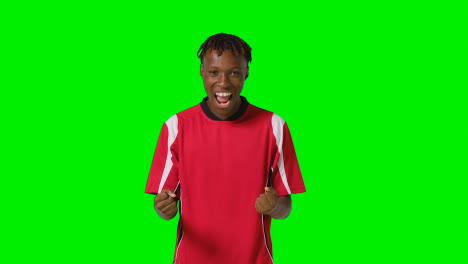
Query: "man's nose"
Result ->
[[217, 73, 230, 87]]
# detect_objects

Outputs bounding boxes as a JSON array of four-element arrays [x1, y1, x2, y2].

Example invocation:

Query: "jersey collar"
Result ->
[[200, 96, 249, 121]]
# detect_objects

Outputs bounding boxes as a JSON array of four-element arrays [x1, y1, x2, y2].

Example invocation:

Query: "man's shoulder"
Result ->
[[177, 104, 201, 118], [247, 103, 286, 124], [163, 104, 201, 124]]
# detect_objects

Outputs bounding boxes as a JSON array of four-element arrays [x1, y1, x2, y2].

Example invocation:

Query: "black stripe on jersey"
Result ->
[[176, 189, 183, 248], [262, 214, 273, 258], [174, 182, 180, 196], [200, 96, 249, 121], [267, 168, 273, 187], [263, 169, 274, 260], [177, 216, 183, 246], [174, 188, 184, 264]]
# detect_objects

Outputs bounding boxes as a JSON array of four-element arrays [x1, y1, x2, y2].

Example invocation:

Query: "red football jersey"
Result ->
[[146, 97, 306, 264]]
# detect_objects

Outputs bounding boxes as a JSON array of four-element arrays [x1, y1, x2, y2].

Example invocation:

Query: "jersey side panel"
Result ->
[[270, 114, 306, 197], [145, 115, 180, 194], [282, 122, 305, 193]]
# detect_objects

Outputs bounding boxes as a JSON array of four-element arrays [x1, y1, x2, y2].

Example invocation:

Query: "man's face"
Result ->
[[200, 49, 249, 120]]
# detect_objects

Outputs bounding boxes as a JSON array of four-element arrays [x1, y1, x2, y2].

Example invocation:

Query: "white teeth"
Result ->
[[215, 92, 232, 97]]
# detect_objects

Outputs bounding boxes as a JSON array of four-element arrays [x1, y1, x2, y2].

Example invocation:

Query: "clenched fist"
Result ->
[[255, 187, 279, 215], [154, 189, 178, 220]]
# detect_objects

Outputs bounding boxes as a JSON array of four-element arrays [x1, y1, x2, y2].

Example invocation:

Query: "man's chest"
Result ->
[[177, 122, 275, 191]]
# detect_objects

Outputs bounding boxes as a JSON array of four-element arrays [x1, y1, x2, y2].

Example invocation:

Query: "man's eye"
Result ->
[[231, 72, 240, 76], [209, 71, 218, 75]]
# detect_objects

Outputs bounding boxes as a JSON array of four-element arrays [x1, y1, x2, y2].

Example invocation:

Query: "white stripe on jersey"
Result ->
[[158, 114, 178, 193], [262, 176, 275, 264], [174, 184, 183, 264], [271, 113, 292, 194]]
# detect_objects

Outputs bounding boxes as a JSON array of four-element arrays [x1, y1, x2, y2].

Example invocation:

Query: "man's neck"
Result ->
[[208, 99, 241, 120], [200, 96, 248, 121]]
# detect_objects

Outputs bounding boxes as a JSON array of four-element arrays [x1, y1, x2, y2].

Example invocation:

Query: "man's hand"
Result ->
[[255, 187, 292, 219], [255, 187, 279, 215], [154, 189, 178, 220]]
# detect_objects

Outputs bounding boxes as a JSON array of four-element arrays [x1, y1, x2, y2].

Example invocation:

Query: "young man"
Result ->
[[145, 33, 306, 264]]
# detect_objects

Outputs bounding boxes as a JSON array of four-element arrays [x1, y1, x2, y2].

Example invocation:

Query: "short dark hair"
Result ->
[[197, 33, 252, 65]]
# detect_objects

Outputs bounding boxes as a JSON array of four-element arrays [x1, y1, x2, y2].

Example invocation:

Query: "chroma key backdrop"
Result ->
[[1, 1, 464, 263]]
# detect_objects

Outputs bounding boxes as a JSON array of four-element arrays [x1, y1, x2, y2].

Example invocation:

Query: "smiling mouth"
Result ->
[[214, 92, 232, 107]]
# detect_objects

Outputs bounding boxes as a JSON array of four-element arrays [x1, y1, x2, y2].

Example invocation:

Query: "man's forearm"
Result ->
[[268, 195, 292, 219]]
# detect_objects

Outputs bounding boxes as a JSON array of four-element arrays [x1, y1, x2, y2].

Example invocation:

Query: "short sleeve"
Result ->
[[270, 114, 306, 197], [145, 115, 180, 195]]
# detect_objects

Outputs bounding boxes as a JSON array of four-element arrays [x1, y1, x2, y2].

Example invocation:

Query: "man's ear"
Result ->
[[200, 64, 204, 77], [245, 67, 249, 80]]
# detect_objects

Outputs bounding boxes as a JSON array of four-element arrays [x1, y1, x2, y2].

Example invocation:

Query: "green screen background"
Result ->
[[2, 1, 464, 263]]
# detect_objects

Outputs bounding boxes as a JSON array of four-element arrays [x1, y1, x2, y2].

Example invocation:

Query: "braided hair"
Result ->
[[197, 33, 252, 65]]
